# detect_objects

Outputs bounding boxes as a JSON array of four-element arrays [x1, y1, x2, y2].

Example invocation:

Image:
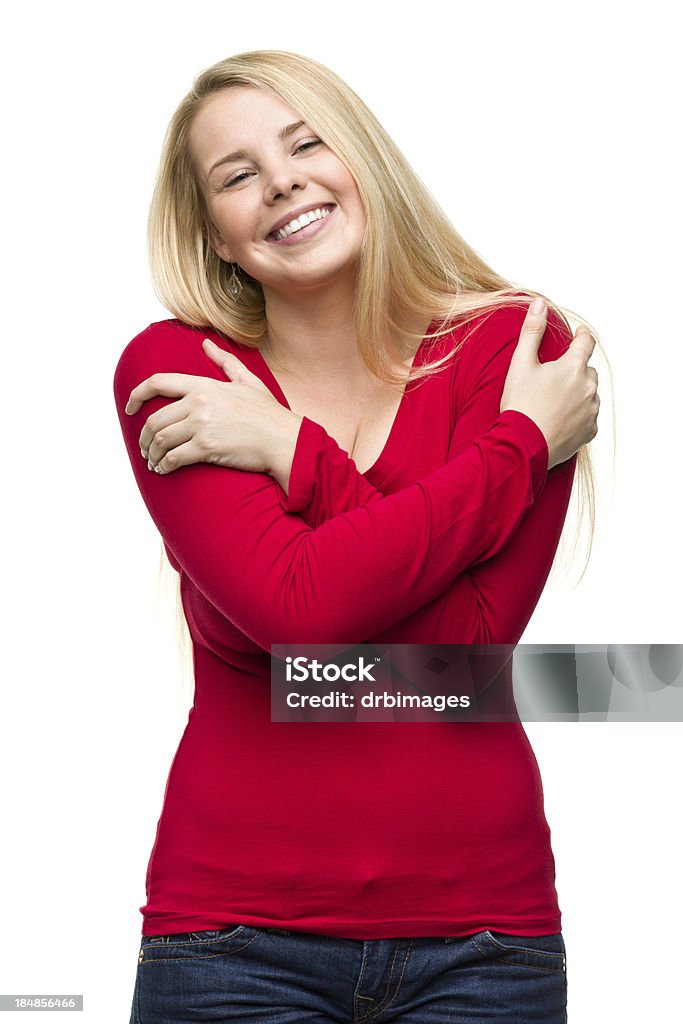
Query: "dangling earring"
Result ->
[[228, 263, 243, 301]]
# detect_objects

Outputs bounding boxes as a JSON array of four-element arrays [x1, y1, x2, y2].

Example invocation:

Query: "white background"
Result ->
[[1, 1, 680, 1021]]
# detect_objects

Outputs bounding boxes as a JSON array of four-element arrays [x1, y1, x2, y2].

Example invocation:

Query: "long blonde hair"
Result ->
[[149, 49, 610, 616]]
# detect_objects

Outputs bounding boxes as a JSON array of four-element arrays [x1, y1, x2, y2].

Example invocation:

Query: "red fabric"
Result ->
[[113, 301, 576, 938]]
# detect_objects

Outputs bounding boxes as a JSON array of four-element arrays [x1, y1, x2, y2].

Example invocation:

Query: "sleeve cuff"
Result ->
[[498, 409, 549, 499], [279, 416, 322, 514]]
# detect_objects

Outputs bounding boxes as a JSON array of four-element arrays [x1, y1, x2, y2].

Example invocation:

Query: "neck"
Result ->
[[260, 275, 366, 386]]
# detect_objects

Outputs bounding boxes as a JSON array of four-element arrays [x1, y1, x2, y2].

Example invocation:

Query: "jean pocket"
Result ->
[[141, 925, 246, 946], [471, 930, 567, 973], [138, 924, 259, 964]]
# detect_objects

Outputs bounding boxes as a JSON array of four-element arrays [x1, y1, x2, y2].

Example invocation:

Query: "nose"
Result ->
[[263, 157, 306, 204]]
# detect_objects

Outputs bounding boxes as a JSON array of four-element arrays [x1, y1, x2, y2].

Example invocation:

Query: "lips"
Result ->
[[266, 203, 336, 239]]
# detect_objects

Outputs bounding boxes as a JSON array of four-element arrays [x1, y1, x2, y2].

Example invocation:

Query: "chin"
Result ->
[[272, 256, 361, 292]]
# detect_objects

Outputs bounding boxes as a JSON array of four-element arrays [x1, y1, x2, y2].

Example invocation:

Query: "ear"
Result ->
[[205, 221, 233, 264]]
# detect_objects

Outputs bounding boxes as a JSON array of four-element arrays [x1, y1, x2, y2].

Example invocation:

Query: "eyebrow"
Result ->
[[205, 120, 307, 181]]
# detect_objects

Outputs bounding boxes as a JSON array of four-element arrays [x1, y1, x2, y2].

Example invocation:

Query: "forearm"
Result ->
[[114, 323, 547, 649], [262, 405, 303, 497], [278, 416, 575, 644], [274, 304, 578, 645]]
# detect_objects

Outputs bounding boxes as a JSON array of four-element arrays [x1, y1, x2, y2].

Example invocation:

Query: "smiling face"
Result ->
[[189, 86, 367, 297]]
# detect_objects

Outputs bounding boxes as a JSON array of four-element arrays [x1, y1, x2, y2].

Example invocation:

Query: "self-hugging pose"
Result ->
[[115, 49, 599, 1024]]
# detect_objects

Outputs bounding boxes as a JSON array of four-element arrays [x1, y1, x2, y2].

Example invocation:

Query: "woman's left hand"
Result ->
[[125, 339, 301, 478]]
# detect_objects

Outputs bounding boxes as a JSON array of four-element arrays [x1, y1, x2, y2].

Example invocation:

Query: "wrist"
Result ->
[[266, 409, 304, 494], [500, 409, 551, 468]]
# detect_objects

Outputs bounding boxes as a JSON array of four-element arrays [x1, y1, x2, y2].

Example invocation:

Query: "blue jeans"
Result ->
[[130, 925, 567, 1023]]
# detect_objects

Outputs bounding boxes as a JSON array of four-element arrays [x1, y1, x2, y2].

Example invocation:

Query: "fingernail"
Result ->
[[531, 298, 546, 315]]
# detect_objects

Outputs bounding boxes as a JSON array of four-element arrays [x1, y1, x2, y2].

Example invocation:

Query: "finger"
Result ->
[[138, 397, 192, 457], [202, 340, 267, 389], [511, 299, 548, 366], [125, 373, 205, 415], [154, 439, 205, 475], [569, 325, 596, 361], [147, 416, 194, 468]]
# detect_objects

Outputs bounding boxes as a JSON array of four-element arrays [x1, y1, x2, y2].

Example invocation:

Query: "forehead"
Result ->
[[189, 86, 304, 172]]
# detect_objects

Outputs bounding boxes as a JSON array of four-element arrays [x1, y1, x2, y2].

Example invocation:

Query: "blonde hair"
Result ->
[[149, 49, 611, 589]]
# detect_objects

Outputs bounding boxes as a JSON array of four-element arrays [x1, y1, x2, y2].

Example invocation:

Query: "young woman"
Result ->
[[114, 50, 599, 1024]]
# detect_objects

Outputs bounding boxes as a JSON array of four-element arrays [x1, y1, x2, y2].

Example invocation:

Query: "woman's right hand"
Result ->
[[500, 299, 599, 469], [125, 344, 303, 489]]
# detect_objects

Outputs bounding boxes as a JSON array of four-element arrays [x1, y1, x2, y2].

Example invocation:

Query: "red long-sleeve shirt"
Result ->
[[113, 300, 576, 938]]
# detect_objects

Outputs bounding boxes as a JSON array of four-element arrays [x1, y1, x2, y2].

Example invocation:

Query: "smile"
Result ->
[[267, 205, 336, 246]]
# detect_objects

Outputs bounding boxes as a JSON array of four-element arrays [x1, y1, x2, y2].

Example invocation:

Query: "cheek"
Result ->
[[333, 174, 365, 224], [350, 189, 367, 233], [212, 207, 255, 256], [325, 155, 363, 207], [343, 178, 366, 226]]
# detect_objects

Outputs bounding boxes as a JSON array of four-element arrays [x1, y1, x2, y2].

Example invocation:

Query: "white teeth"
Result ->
[[274, 206, 331, 240]]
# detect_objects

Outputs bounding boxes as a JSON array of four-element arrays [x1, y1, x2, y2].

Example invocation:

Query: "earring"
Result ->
[[228, 263, 243, 301]]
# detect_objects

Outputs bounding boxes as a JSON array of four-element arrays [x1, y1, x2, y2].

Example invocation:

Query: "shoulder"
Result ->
[[452, 291, 573, 374], [441, 292, 574, 409], [114, 318, 200, 376], [112, 318, 256, 402], [114, 317, 245, 375]]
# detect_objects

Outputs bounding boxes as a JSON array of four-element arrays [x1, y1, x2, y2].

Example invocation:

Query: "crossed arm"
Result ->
[[113, 309, 575, 651], [272, 309, 576, 646]]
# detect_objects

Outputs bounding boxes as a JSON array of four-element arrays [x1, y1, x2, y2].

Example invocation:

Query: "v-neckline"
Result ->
[[253, 322, 437, 480]]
